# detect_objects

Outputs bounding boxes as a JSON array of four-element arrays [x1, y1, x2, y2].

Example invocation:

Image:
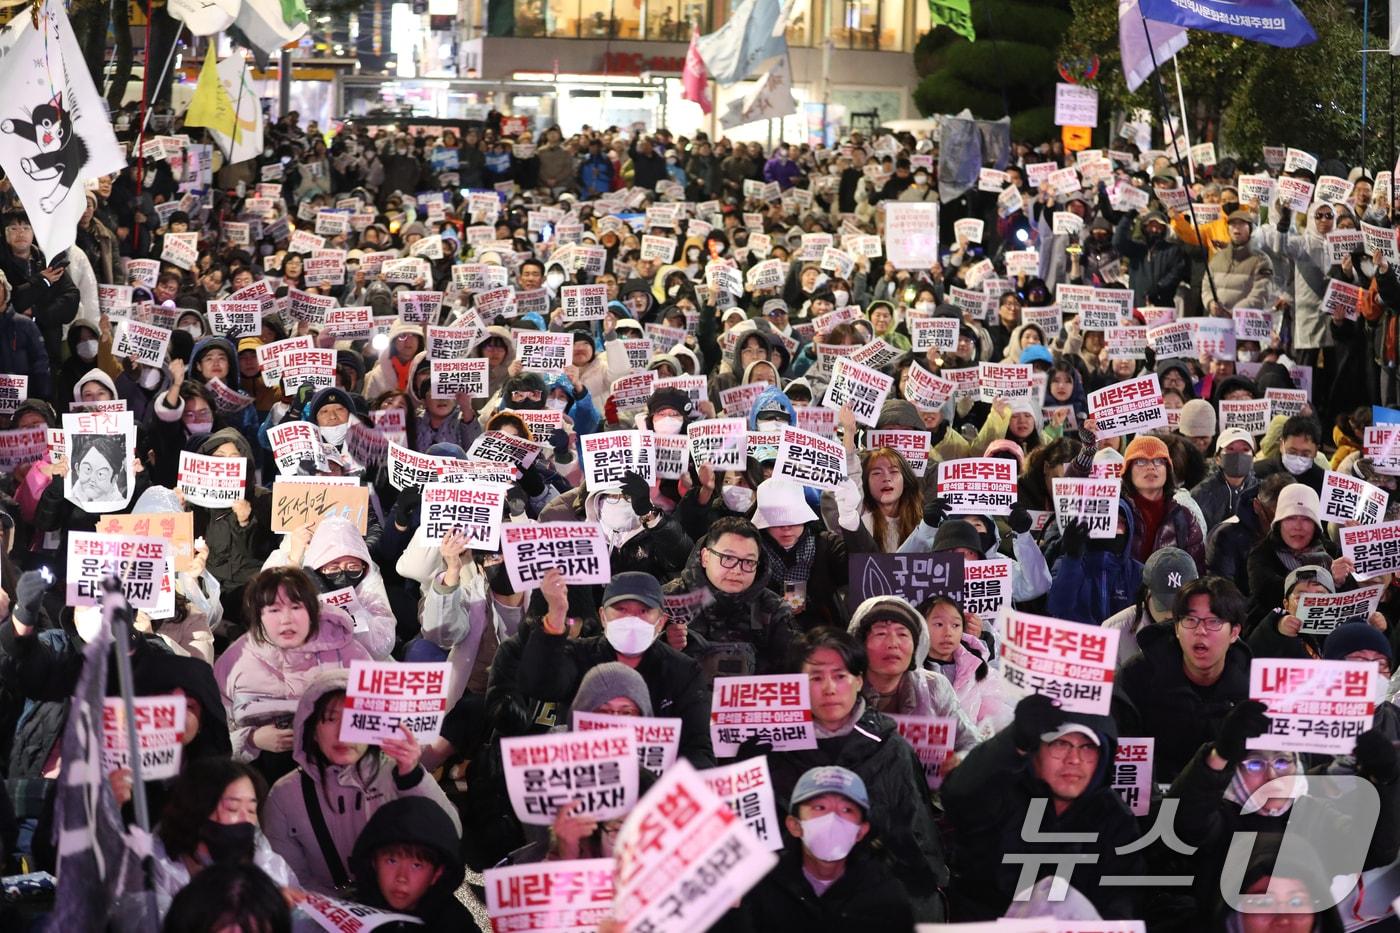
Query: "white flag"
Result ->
[[0, 0, 126, 258], [720, 53, 797, 129], [210, 54, 265, 165], [1392, 0, 1400, 54], [697, 0, 790, 85]]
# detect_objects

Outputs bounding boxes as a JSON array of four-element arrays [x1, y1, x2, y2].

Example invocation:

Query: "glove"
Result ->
[[1354, 730, 1400, 785], [1076, 426, 1097, 448], [548, 428, 573, 464], [1008, 503, 1033, 536], [392, 485, 423, 529], [621, 470, 653, 517], [14, 570, 48, 627], [735, 734, 773, 761], [1012, 694, 1066, 753], [833, 478, 864, 532], [1214, 700, 1271, 763], [1060, 518, 1088, 559], [518, 463, 545, 497], [923, 496, 951, 528]]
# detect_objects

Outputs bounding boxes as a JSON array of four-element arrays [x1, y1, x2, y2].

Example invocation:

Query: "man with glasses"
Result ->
[[1114, 576, 1253, 781], [663, 516, 797, 678], [942, 693, 1143, 920]]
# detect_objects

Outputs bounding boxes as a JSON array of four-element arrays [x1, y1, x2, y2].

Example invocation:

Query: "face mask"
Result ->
[[1282, 453, 1313, 476], [199, 820, 256, 865], [320, 422, 350, 446], [320, 567, 365, 590], [484, 560, 515, 595], [184, 414, 214, 433], [546, 397, 568, 411], [915, 301, 935, 314], [1221, 451, 1253, 478], [1221, 201, 1240, 215], [140, 367, 161, 389], [721, 485, 755, 513], [667, 284, 680, 298], [653, 415, 683, 435], [182, 324, 203, 338], [599, 498, 639, 532], [1236, 348, 1255, 362], [604, 614, 657, 656], [687, 248, 700, 261], [76, 339, 98, 361], [798, 813, 862, 862], [756, 414, 788, 432], [914, 173, 928, 185], [833, 290, 849, 308], [546, 272, 566, 289]]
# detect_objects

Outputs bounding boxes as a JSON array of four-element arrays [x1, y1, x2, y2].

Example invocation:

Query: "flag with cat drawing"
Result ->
[[0, 0, 126, 258]]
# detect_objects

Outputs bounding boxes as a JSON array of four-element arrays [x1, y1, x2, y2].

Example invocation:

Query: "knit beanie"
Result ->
[[571, 662, 654, 717]]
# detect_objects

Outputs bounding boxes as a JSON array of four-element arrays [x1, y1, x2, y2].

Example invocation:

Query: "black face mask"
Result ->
[[199, 820, 256, 865], [1221, 200, 1240, 216], [483, 560, 515, 596], [319, 568, 364, 590]]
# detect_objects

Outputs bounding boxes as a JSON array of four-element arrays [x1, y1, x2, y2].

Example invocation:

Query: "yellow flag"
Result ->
[[184, 48, 241, 141]]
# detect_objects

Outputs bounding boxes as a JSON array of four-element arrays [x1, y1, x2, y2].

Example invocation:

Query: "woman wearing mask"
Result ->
[[751, 478, 850, 632], [145, 375, 219, 488], [263, 669, 460, 895], [56, 319, 120, 409]]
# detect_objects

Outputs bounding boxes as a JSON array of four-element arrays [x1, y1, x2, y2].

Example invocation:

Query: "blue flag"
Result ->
[[696, 0, 788, 86], [1139, 0, 1316, 48]]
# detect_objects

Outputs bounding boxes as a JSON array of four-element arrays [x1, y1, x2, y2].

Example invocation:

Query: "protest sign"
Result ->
[[502, 522, 611, 591], [1366, 425, 1400, 475], [936, 458, 1016, 516], [1341, 520, 1400, 579], [279, 347, 336, 394], [176, 451, 246, 508], [1266, 388, 1309, 421], [573, 712, 681, 775], [289, 889, 421, 933], [437, 458, 517, 486], [710, 675, 816, 757], [610, 372, 657, 413], [160, 231, 198, 269], [386, 442, 443, 490], [420, 482, 508, 549], [560, 284, 608, 322], [66, 532, 168, 609], [318, 586, 376, 636], [888, 714, 957, 789], [823, 358, 893, 427], [909, 315, 960, 353], [1365, 221, 1399, 261], [1320, 470, 1389, 526], [1088, 374, 1166, 438], [953, 217, 984, 244], [1249, 659, 1376, 755], [845, 552, 964, 613], [1220, 398, 1271, 436], [1113, 738, 1154, 817], [395, 290, 443, 325], [97, 512, 194, 573], [113, 320, 171, 368], [977, 362, 1034, 403], [62, 411, 136, 513], [270, 480, 370, 534], [580, 430, 655, 489], [102, 695, 183, 781], [612, 761, 776, 933], [266, 421, 326, 475], [207, 300, 260, 338], [1295, 585, 1385, 637], [1234, 308, 1275, 342], [484, 859, 615, 933], [1327, 229, 1365, 264], [0, 425, 45, 472], [426, 323, 483, 360], [1323, 278, 1365, 322], [501, 728, 638, 825], [867, 429, 931, 478], [255, 335, 312, 386], [1051, 477, 1121, 538], [700, 757, 783, 851], [793, 404, 837, 438], [1055, 82, 1098, 125], [322, 305, 373, 341], [514, 330, 572, 371], [884, 201, 939, 269], [1001, 611, 1119, 715], [1105, 325, 1148, 360], [686, 418, 747, 471], [1148, 320, 1194, 360], [961, 557, 1014, 619], [430, 358, 489, 399], [1277, 176, 1316, 212], [772, 425, 847, 491], [718, 382, 767, 418], [468, 431, 543, 471], [904, 363, 956, 410], [338, 659, 452, 746]]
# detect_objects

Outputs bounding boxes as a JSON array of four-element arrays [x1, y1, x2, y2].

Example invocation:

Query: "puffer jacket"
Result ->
[[1122, 489, 1206, 573], [1203, 242, 1274, 312], [263, 516, 397, 660], [1047, 500, 1145, 625], [213, 604, 372, 762], [363, 319, 424, 399], [1189, 468, 1260, 532], [348, 796, 474, 931], [1257, 203, 1333, 350], [420, 560, 526, 707], [847, 596, 984, 749], [262, 670, 461, 895], [669, 531, 799, 676], [927, 632, 1016, 736]]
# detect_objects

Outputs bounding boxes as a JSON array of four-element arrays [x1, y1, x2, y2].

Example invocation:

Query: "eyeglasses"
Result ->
[[1314, 211, 1334, 220], [1240, 755, 1295, 775], [706, 547, 758, 573], [1044, 738, 1100, 760], [1135, 457, 1171, 469], [1179, 615, 1229, 632], [1239, 893, 1313, 912]]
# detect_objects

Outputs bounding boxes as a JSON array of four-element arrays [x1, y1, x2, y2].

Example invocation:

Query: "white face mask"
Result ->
[[1282, 453, 1313, 475], [76, 339, 98, 361], [915, 301, 935, 314], [721, 485, 755, 512], [546, 397, 568, 411], [320, 422, 350, 446], [546, 271, 566, 290], [833, 290, 849, 308], [599, 498, 639, 532], [799, 813, 862, 862], [184, 414, 214, 433], [182, 324, 203, 338], [1236, 349, 1255, 362], [652, 415, 684, 435], [604, 614, 657, 656], [139, 367, 161, 389], [914, 173, 929, 186]]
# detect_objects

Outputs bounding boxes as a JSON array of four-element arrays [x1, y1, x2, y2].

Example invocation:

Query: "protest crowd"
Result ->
[[11, 86, 1400, 933]]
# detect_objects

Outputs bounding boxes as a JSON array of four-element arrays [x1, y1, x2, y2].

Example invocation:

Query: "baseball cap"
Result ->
[[1040, 723, 1101, 747], [1284, 565, 1336, 596], [1215, 427, 1257, 453], [602, 572, 664, 610], [1144, 547, 1199, 618], [1273, 483, 1321, 526], [789, 766, 870, 814]]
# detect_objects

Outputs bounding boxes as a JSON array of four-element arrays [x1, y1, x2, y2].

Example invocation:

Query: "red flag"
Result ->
[[682, 26, 712, 115]]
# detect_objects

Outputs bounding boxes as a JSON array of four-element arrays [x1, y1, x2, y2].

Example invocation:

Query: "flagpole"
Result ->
[[1139, 11, 1218, 303], [1362, 0, 1370, 168], [1171, 57, 1193, 184]]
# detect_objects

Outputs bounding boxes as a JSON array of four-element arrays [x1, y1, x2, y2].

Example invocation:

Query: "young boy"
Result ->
[[348, 797, 472, 931]]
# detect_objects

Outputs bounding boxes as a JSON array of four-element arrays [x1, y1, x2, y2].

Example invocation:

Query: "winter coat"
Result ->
[[668, 531, 799, 677], [1257, 204, 1333, 350], [213, 605, 372, 762], [0, 306, 51, 400], [927, 633, 1016, 736], [535, 143, 575, 190], [194, 428, 275, 594], [764, 523, 850, 633], [1202, 242, 1273, 312], [363, 319, 424, 399], [0, 243, 79, 365], [263, 517, 397, 660], [1190, 468, 1260, 533], [1112, 620, 1252, 782], [766, 702, 948, 921], [1122, 490, 1206, 573], [579, 154, 614, 199], [263, 670, 460, 895], [1245, 526, 1339, 626], [941, 714, 1143, 920], [419, 562, 526, 707], [515, 625, 716, 768], [715, 848, 916, 933], [1114, 215, 1188, 307], [347, 796, 477, 932], [1046, 502, 1144, 625]]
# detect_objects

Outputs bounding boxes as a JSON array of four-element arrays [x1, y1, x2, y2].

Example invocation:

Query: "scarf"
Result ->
[[815, 697, 866, 740], [761, 528, 817, 586]]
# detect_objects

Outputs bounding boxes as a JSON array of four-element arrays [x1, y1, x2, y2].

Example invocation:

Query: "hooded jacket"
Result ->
[[1114, 213, 1188, 307], [1113, 619, 1253, 782], [667, 531, 799, 676], [72, 366, 119, 404], [419, 561, 526, 707], [941, 712, 1143, 920], [363, 319, 425, 399], [263, 516, 397, 660], [715, 846, 916, 933], [194, 428, 275, 593], [213, 604, 372, 762], [263, 670, 461, 895], [347, 796, 474, 932], [1203, 238, 1274, 313], [1257, 202, 1334, 350], [926, 632, 1017, 737]]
